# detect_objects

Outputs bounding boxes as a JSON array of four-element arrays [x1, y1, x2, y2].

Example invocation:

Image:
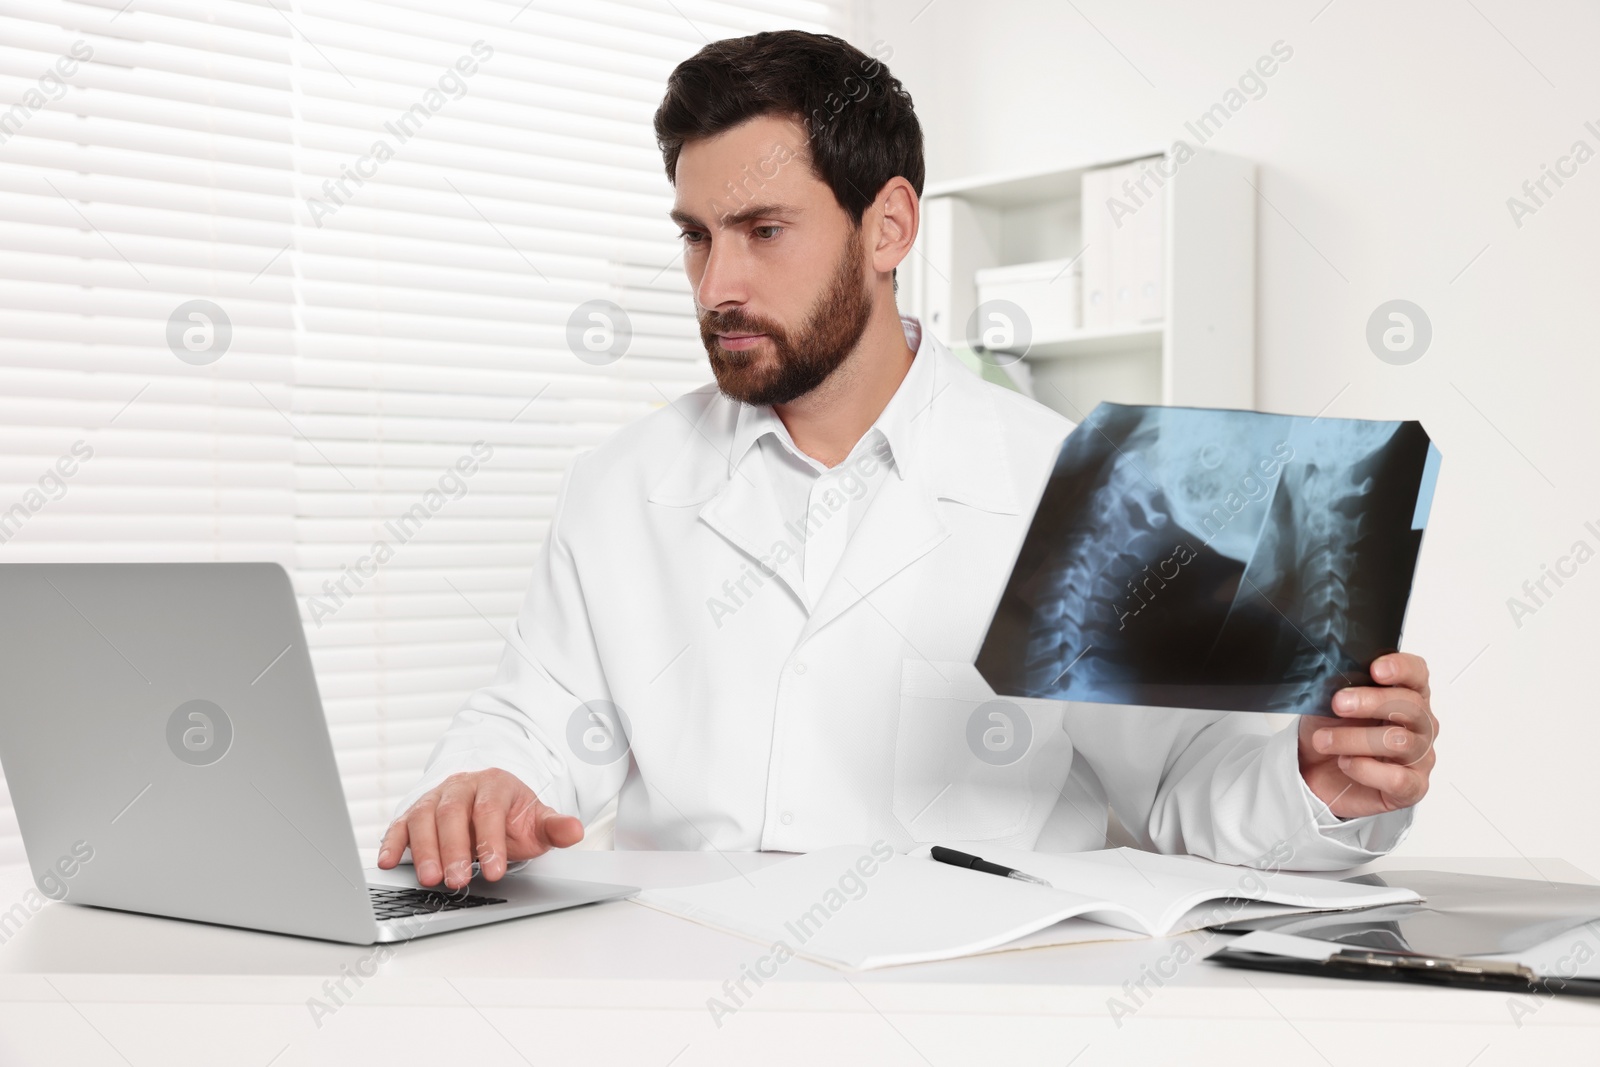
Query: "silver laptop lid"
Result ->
[[0, 562, 378, 943]]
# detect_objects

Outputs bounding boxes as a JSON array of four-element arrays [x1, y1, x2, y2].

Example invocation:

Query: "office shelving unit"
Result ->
[[903, 146, 1257, 420]]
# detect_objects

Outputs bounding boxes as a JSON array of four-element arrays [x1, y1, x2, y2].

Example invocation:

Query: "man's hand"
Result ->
[[377, 769, 584, 889], [1298, 652, 1438, 819]]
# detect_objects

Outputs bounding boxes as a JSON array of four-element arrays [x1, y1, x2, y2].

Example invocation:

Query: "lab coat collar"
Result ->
[[722, 313, 934, 483], [648, 317, 1021, 515]]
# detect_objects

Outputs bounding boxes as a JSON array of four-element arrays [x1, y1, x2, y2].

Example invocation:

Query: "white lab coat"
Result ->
[[392, 319, 1412, 869]]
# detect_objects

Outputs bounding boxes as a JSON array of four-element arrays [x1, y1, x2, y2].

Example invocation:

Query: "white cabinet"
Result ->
[[902, 147, 1256, 420]]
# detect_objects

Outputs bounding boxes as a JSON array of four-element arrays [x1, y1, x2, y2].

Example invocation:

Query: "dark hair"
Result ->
[[653, 30, 924, 280]]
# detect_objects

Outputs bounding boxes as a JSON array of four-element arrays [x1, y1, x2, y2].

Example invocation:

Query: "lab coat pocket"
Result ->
[[891, 659, 1074, 844]]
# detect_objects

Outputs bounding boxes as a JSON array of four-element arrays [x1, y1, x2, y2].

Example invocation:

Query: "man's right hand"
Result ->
[[376, 769, 584, 889]]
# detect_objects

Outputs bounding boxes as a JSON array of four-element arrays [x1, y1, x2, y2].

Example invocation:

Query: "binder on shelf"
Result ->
[[1079, 166, 1114, 330], [920, 196, 1000, 349], [1077, 159, 1166, 330], [1102, 159, 1165, 327], [1121, 159, 1166, 325]]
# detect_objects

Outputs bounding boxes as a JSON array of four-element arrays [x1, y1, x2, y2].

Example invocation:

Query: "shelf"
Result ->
[[922, 149, 1167, 206], [908, 146, 1255, 411], [997, 324, 1164, 361]]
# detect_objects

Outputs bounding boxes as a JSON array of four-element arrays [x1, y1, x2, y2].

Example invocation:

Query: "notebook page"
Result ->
[[632, 843, 1146, 970], [934, 843, 1422, 934], [976, 900, 1315, 957]]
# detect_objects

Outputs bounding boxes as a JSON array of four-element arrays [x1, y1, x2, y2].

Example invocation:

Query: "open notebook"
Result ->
[[632, 842, 1422, 970]]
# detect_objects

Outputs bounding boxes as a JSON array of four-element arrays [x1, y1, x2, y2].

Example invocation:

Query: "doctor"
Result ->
[[379, 30, 1438, 892]]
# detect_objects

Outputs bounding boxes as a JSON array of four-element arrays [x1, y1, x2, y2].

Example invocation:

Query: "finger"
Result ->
[[504, 790, 554, 860], [1371, 652, 1429, 697], [1336, 755, 1429, 807], [1382, 694, 1440, 756], [542, 809, 585, 849], [528, 799, 585, 851], [471, 775, 512, 881], [507, 792, 584, 857], [1311, 723, 1430, 762], [1334, 690, 1438, 767], [377, 816, 410, 869], [434, 776, 479, 890], [1331, 686, 1428, 728], [405, 797, 443, 887]]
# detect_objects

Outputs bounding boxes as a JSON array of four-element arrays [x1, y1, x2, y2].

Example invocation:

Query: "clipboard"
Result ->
[[1209, 945, 1600, 999]]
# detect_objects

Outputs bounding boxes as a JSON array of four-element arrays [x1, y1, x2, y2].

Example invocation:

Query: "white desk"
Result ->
[[0, 851, 1596, 1066]]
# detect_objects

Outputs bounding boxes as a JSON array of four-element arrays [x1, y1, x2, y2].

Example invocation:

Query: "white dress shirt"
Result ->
[[740, 345, 922, 610]]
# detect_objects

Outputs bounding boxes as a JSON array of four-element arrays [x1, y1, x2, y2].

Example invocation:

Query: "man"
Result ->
[[379, 31, 1438, 892]]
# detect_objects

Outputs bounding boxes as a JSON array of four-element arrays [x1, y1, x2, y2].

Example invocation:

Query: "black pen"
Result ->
[[931, 846, 1053, 888]]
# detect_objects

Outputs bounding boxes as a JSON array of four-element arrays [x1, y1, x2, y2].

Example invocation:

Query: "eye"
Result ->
[[678, 230, 706, 245], [752, 225, 782, 240]]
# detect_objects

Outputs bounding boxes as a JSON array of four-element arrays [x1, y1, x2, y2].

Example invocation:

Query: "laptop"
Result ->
[[0, 562, 637, 945]]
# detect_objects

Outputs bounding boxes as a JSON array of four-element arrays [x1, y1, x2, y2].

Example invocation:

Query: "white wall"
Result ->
[[857, 0, 1600, 874]]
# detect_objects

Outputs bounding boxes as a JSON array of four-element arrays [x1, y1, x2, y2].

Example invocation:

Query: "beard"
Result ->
[[697, 228, 874, 407]]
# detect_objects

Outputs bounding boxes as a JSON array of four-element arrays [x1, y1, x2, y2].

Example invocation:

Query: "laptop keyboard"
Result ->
[[368, 884, 508, 921]]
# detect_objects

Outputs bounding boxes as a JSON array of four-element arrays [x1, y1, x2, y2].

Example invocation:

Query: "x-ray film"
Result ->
[[976, 403, 1441, 716]]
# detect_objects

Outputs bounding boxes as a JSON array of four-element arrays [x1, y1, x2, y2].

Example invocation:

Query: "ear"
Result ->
[[867, 176, 918, 282]]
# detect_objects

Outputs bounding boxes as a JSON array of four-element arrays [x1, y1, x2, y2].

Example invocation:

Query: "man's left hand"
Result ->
[[1298, 652, 1438, 819]]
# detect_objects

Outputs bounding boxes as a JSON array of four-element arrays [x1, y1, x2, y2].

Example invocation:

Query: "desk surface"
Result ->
[[0, 850, 1596, 1067]]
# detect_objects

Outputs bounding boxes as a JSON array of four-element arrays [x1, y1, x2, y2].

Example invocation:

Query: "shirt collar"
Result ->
[[727, 314, 933, 480]]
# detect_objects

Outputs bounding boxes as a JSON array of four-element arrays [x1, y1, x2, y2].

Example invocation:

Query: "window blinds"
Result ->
[[0, 0, 845, 868]]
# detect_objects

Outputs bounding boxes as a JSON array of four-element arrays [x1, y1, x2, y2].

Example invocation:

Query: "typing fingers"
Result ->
[[376, 815, 409, 870], [471, 775, 512, 881], [404, 793, 445, 887], [433, 775, 480, 890]]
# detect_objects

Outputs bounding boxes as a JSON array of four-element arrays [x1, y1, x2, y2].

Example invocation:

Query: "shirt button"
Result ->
[[781, 812, 793, 825], [793, 661, 807, 674]]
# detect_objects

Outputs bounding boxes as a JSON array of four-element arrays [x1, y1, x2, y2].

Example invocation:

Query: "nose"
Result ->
[[694, 235, 748, 315]]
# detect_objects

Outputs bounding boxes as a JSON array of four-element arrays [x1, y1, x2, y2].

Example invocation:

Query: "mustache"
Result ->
[[699, 310, 775, 336]]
